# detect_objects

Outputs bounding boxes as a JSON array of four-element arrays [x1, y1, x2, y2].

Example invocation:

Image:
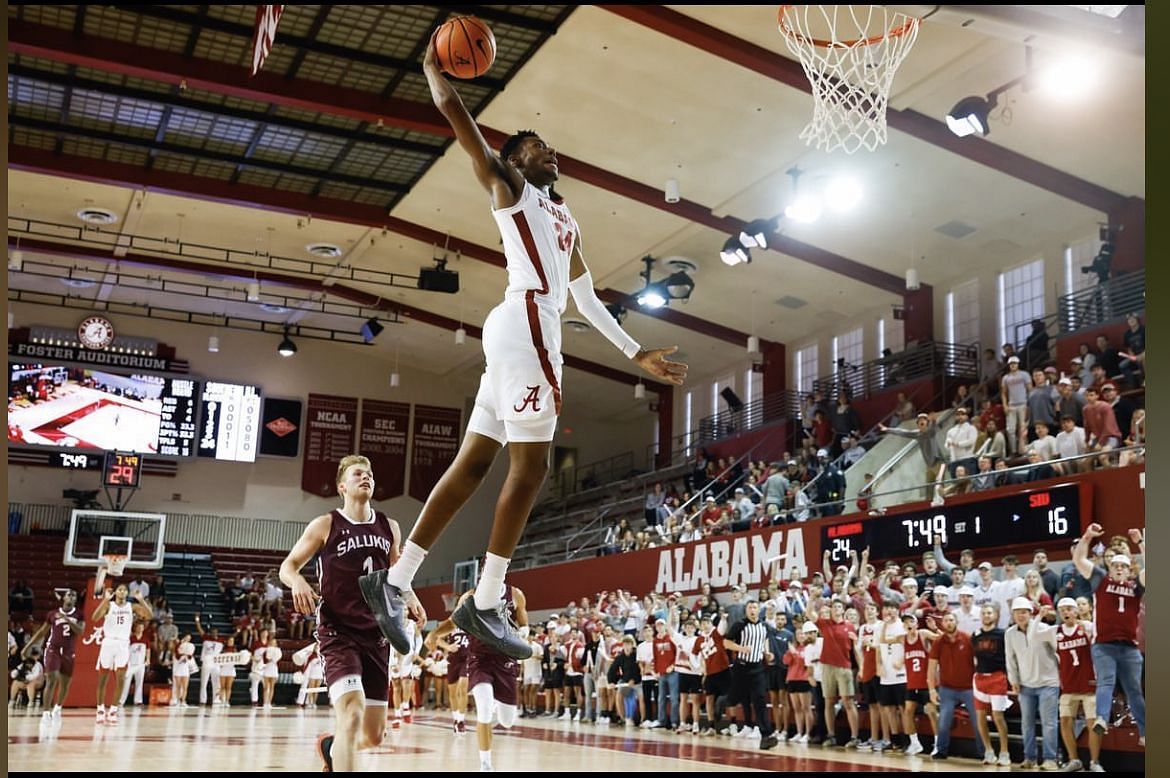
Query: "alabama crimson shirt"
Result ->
[[652, 633, 678, 675], [693, 629, 730, 676], [857, 622, 878, 682], [904, 634, 930, 691], [1091, 571, 1144, 645], [818, 619, 857, 669], [1056, 622, 1096, 694]]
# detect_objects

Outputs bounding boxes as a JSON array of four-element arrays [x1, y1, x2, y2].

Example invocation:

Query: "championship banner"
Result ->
[[301, 394, 358, 497], [409, 404, 461, 502], [359, 399, 410, 501]]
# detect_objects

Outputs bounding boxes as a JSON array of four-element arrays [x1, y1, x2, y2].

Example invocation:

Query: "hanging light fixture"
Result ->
[[455, 326, 467, 345], [634, 382, 646, 400], [390, 340, 400, 387], [208, 335, 220, 353], [747, 335, 760, 354], [720, 236, 751, 266], [277, 327, 297, 357], [246, 280, 261, 302]]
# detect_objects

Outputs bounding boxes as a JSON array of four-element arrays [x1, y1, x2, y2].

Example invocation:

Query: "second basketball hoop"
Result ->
[[778, 5, 920, 154]]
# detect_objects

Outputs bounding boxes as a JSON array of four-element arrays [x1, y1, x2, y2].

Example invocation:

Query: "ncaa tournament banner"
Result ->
[[301, 394, 358, 497], [409, 404, 461, 502], [359, 399, 410, 501]]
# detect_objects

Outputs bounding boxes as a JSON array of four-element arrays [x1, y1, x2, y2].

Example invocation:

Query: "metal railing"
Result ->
[[549, 450, 636, 500], [812, 340, 980, 401], [7, 503, 308, 552], [1058, 271, 1145, 335], [696, 391, 800, 448], [564, 425, 790, 560]]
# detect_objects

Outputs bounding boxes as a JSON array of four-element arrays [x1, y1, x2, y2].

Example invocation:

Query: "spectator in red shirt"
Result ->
[[693, 614, 732, 735], [927, 612, 989, 761], [1082, 387, 1122, 468], [809, 600, 860, 747]]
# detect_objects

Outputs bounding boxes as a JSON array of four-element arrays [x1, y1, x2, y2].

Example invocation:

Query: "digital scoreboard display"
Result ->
[[821, 482, 1090, 564], [198, 381, 261, 462], [8, 362, 197, 457], [103, 451, 143, 488]]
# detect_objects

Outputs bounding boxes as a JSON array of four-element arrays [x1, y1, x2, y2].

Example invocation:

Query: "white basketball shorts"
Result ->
[[96, 638, 130, 671], [466, 297, 562, 445]]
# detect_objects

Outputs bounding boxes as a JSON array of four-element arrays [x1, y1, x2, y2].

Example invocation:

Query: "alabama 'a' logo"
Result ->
[[513, 386, 542, 413]]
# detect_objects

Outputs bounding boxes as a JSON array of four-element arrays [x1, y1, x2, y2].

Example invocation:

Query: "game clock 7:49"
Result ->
[[103, 451, 143, 489], [821, 482, 1089, 564]]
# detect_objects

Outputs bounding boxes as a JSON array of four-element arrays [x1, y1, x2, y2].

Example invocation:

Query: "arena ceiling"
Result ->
[[6, 4, 1146, 422]]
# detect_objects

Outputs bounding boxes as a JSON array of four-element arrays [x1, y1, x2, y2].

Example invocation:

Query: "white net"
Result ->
[[102, 554, 128, 576], [779, 5, 920, 154]]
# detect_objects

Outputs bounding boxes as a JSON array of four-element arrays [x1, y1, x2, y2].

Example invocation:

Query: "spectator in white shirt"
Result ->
[[955, 587, 982, 634], [989, 557, 1026, 629], [944, 407, 978, 474], [128, 576, 150, 603], [1054, 416, 1088, 475], [1030, 421, 1059, 462]]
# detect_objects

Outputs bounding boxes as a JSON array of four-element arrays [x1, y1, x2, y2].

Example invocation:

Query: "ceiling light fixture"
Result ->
[[246, 280, 261, 302], [634, 382, 646, 400], [360, 317, 384, 343], [783, 167, 822, 224], [739, 218, 778, 250], [720, 236, 751, 266], [208, 335, 220, 353], [455, 326, 467, 345], [277, 327, 297, 357], [945, 50, 1032, 138]]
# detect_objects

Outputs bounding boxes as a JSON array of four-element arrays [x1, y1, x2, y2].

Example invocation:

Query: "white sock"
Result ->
[[474, 553, 510, 610], [479, 750, 492, 767], [454, 711, 465, 722], [97, 704, 105, 712], [387, 541, 428, 590], [910, 733, 921, 746]]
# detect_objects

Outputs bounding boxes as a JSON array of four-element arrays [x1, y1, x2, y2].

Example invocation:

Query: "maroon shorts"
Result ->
[[447, 654, 468, 685], [317, 627, 390, 703], [43, 646, 74, 676], [467, 652, 519, 706]]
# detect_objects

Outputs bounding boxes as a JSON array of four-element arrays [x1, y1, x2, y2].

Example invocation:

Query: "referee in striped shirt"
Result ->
[[725, 600, 779, 749]]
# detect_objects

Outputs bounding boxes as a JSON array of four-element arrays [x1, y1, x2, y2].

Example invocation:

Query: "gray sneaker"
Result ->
[[1061, 760, 1084, 772], [358, 568, 413, 655], [451, 596, 533, 660]]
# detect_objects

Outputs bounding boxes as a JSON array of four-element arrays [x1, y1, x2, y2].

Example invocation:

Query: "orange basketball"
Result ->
[[434, 16, 496, 79]]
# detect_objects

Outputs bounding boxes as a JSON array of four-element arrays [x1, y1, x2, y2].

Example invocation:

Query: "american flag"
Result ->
[[251, 5, 285, 77]]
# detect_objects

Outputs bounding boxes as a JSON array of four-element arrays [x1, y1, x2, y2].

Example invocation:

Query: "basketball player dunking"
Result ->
[[280, 454, 403, 772], [26, 588, 84, 723], [362, 27, 688, 662], [91, 584, 153, 724], [426, 583, 536, 772]]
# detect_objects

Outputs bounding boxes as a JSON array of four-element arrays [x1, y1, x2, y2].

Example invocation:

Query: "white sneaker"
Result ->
[[904, 741, 924, 756], [999, 752, 1012, 766], [983, 750, 997, 765], [625, 719, 634, 728], [797, 734, 809, 743], [1040, 760, 1060, 771], [52, 706, 62, 720], [749, 726, 761, 740], [1088, 762, 1105, 772], [777, 731, 789, 743], [559, 710, 571, 720], [573, 711, 580, 722], [640, 719, 653, 729], [647, 720, 661, 729], [95, 707, 106, 724]]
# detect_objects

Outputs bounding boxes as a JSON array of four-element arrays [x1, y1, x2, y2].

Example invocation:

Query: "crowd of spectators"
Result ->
[[498, 524, 1144, 767]]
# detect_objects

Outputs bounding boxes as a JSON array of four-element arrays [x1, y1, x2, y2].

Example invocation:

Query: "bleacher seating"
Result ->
[[7, 533, 93, 618]]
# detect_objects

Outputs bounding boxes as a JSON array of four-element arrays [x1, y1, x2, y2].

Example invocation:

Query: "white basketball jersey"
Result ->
[[493, 181, 579, 314], [103, 601, 133, 642]]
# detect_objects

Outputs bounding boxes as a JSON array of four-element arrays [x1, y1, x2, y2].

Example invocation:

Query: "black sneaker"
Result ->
[[760, 733, 779, 750], [451, 596, 533, 661], [358, 568, 413, 655], [316, 733, 334, 772], [931, 751, 948, 761]]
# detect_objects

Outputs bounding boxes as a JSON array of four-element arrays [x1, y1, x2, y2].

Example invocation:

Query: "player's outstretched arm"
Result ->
[[422, 33, 522, 204], [131, 592, 154, 620], [91, 588, 113, 622], [280, 514, 329, 615]]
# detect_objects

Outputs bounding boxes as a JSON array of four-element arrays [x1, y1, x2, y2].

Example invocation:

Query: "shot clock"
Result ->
[[821, 482, 1089, 564], [103, 451, 143, 489]]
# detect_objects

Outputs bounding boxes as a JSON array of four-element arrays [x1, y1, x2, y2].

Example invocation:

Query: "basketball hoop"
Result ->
[[102, 553, 128, 577], [441, 592, 458, 612], [778, 5, 920, 153]]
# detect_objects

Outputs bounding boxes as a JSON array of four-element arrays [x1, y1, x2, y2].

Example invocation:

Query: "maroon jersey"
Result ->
[[1056, 622, 1095, 694], [467, 586, 520, 705], [447, 629, 470, 671], [316, 509, 396, 637], [693, 629, 730, 675], [1092, 575, 1143, 645], [904, 634, 930, 691], [45, 607, 80, 656]]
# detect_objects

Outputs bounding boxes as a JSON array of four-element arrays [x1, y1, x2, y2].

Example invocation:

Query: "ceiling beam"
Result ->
[[10, 146, 780, 348], [601, 4, 1129, 215], [9, 19, 904, 294], [9, 235, 670, 393]]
